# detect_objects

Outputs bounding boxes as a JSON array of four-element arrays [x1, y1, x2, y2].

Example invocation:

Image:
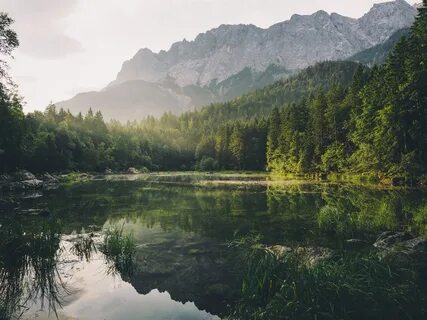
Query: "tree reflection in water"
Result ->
[[0, 216, 134, 320]]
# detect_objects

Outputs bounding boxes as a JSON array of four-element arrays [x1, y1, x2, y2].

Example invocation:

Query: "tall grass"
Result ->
[[0, 218, 66, 319], [228, 236, 426, 320], [71, 234, 97, 262], [100, 225, 136, 278]]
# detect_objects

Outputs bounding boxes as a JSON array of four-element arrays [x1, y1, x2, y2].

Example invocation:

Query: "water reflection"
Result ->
[[0, 216, 219, 320], [0, 217, 67, 319], [1, 176, 427, 319]]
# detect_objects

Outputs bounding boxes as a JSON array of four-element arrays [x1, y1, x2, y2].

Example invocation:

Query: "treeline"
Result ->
[[267, 3, 427, 182], [1, 3, 426, 181], [0, 103, 197, 172]]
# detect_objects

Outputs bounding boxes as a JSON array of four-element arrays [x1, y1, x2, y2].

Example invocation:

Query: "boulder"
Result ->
[[42, 173, 59, 183], [127, 167, 139, 174], [399, 237, 427, 268], [295, 246, 334, 267], [373, 231, 412, 249], [267, 245, 293, 257], [400, 237, 427, 251], [20, 179, 44, 189], [266, 245, 333, 267], [42, 173, 60, 190], [375, 233, 427, 270], [15, 170, 36, 181]]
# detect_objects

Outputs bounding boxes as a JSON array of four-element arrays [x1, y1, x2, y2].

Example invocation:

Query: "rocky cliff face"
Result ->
[[58, 0, 417, 121], [113, 0, 416, 88]]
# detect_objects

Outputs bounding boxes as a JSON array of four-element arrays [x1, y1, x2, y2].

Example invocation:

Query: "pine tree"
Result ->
[[266, 107, 281, 166]]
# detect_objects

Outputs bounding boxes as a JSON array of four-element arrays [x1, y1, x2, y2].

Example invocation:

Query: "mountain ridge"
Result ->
[[58, 0, 417, 121]]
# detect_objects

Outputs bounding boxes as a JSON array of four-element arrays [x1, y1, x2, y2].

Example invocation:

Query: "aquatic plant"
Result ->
[[100, 225, 137, 278], [71, 234, 97, 262], [0, 218, 67, 319], [228, 236, 426, 320]]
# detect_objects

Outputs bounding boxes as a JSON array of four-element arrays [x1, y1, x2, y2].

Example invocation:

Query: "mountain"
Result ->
[[349, 28, 411, 66], [58, 0, 417, 121], [191, 61, 365, 124], [58, 64, 292, 121]]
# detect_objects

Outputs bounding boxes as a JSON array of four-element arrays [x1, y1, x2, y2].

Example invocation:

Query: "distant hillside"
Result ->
[[349, 28, 411, 65], [183, 61, 365, 126], [57, 64, 292, 121]]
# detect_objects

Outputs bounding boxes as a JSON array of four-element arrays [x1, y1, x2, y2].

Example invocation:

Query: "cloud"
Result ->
[[1, 0, 83, 59]]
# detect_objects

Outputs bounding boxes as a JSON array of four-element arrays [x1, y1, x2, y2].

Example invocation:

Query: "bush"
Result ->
[[196, 157, 218, 171]]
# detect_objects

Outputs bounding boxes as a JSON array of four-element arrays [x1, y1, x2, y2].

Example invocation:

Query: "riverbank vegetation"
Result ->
[[228, 236, 427, 320]]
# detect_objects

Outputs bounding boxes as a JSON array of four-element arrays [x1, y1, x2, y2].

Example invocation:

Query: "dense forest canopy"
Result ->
[[0, 2, 426, 184]]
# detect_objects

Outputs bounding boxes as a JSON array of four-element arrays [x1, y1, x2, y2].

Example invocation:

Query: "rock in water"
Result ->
[[20, 179, 44, 189], [15, 170, 36, 181], [127, 167, 139, 174], [373, 231, 412, 249]]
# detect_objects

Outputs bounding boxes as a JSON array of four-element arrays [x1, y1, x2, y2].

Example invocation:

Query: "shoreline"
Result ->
[[1, 169, 425, 194]]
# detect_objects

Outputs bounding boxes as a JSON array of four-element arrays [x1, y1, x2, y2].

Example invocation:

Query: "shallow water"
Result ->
[[1, 174, 426, 319]]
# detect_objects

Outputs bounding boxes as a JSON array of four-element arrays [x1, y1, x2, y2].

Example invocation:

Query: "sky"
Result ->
[[1, 0, 418, 112]]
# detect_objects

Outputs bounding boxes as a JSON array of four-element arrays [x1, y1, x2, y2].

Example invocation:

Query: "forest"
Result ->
[[0, 3, 426, 184]]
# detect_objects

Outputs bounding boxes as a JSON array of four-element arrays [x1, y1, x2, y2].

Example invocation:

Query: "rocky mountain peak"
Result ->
[[60, 0, 418, 121], [111, 0, 416, 88]]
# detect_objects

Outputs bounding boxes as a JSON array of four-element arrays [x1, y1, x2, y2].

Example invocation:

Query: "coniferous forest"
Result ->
[[2, 2, 427, 320], [1, 3, 427, 185]]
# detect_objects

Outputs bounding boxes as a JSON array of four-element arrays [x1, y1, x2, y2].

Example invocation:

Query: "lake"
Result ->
[[1, 173, 426, 319]]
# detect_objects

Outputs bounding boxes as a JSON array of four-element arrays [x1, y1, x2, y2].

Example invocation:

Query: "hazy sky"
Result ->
[[1, 0, 417, 112]]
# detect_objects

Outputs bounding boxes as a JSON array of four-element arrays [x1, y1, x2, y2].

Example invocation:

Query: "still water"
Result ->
[[1, 174, 426, 319]]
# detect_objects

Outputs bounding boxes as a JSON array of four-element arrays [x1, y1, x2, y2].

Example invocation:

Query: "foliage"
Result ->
[[0, 12, 19, 83], [229, 238, 426, 320], [1, 6, 426, 185], [100, 225, 136, 278]]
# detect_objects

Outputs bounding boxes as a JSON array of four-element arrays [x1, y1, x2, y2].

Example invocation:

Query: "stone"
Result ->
[[267, 245, 293, 257], [42, 173, 59, 183], [15, 170, 36, 181], [400, 237, 427, 251], [111, 0, 415, 88], [266, 245, 334, 267], [373, 231, 412, 249], [295, 247, 334, 267], [127, 167, 139, 174], [20, 179, 44, 189]]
